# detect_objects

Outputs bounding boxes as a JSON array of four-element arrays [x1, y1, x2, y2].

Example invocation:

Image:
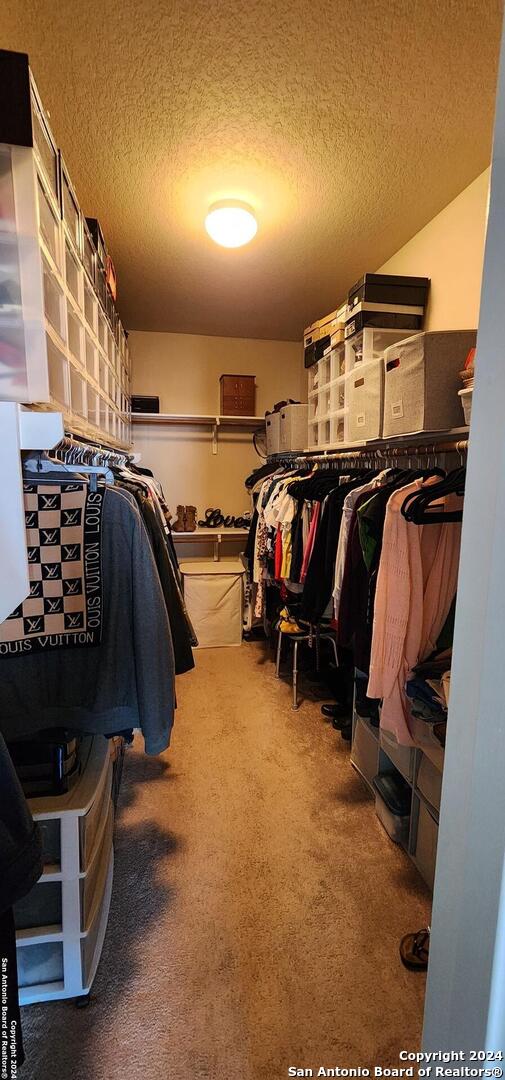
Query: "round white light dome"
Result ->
[[205, 201, 258, 248]]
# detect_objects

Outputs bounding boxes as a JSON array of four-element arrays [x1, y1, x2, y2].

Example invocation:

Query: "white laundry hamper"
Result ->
[[180, 559, 246, 648]]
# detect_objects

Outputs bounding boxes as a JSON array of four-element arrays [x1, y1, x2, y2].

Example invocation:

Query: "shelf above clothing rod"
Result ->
[[132, 413, 265, 426], [132, 412, 266, 454]]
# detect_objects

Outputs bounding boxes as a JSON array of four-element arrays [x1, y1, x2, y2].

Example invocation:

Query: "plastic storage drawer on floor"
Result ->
[[373, 771, 411, 847], [416, 753, 443, 815], [351, 716, 380, 790], [17, 941, 64, 990], [382, 330, 477, 437], [411, 797, 439, 891], [380, 730, 416, 783]]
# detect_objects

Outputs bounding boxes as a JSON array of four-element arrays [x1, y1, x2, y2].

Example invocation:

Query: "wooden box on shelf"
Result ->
[[219, 374, 256, 416]]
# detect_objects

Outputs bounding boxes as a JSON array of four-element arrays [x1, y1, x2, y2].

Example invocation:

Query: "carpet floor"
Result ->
[[20, 641, 430, 1080]]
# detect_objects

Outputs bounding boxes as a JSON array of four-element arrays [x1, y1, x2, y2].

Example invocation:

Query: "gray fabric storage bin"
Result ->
[[382, 330, 477, 436], [265, 410, 280, 455], [347, 360, 383, 442], [279, 403, 308, 451]]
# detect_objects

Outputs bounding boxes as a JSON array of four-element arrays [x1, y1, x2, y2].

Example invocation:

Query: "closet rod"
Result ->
[[51, 433, 134, 468], [296, 439, 468, 464]]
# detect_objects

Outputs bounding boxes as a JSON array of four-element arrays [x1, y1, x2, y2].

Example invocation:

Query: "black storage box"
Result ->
[[345, 304, 424, 339], [132, 395, 160, 414], [85, 217, 107, 269], [304, 334, 331, 369], [8, 729, 82, 797], [348, 273, 430, 311]]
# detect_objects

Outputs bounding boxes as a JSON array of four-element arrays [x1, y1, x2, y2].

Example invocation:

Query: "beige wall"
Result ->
[[377, 168, 490, 330], [130, 331, 303, 529]]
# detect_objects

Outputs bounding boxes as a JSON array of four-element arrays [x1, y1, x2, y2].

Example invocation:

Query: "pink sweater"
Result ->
[[367, 480, 462, 745]]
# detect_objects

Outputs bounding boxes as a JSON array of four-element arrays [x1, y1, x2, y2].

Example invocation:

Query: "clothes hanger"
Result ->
[[401, 468, 465, 524]]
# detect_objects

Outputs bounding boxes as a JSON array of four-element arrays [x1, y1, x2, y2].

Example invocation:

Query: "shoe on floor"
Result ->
[[399, 928, 430, 971], [321, 703, 349, 719], [340, 722, 352, 742]]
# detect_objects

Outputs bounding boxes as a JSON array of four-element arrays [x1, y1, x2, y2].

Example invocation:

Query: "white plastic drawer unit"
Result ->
[[379, 729, 416, 784], [42, 257, 66, 343], [411, 796, 439, 892], [85, 332, 97, 380], [37, 175, 62, 272], [31, 75, 59, 201], [345, 326, 417, 372], [69, 366, 87, 419], [67, 306, 83, 365], [84, 281, 97, 333], [0, 145, 49, 402], [416, 753, 443, 815], [17, 942, 64, 991], [351, 715, 380, 790], [60, 154, 82, 255], [65, 241, 81, 307], [46, 334, 69, 407]]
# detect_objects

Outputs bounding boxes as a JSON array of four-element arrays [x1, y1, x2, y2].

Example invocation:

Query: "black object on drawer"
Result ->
[[132, 395, 160, 413], [348, 274, 430, 310], [372, 771, 412, 816], [85, 217, 107, 268], [345, 308, 424, 339], [304, 334, 331, 369]]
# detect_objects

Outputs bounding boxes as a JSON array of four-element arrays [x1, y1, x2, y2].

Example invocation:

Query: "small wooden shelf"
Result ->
[[172, 527, 249, 561]]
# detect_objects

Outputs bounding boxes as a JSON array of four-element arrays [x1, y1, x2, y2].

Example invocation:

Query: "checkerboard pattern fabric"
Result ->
[[0, 481, 104, 656]]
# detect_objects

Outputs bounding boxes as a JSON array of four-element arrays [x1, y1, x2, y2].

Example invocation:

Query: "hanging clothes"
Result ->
[[0, 480, 176, 755], [367, 479, 462, 744]]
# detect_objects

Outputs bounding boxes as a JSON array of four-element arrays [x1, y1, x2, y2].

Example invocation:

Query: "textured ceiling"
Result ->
[[0, 1, 503, 339]]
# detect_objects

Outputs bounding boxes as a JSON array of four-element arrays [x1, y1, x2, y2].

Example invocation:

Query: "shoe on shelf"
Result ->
[[172, 505, 186, 532], [185, 505, 197, 533]]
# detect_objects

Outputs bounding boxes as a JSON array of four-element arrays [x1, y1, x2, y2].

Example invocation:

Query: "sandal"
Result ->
[[399, 927, 430, 971]]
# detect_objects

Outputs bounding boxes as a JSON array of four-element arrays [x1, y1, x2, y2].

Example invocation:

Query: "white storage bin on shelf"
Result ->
[[265, 409, 281, 455], [279, 403, 308, 451], [459, 386, 473, 425], [382, 330, 477, 437], [14, 736, 114, 1004], [346, 360, 383, 442], [181, 559, 246, 648]]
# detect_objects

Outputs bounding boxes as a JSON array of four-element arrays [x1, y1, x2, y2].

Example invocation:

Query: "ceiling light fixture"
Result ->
[[205, 200, 258, 248]]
